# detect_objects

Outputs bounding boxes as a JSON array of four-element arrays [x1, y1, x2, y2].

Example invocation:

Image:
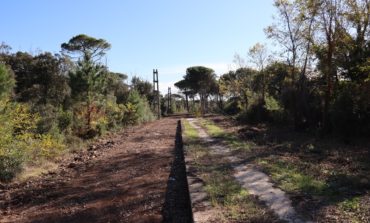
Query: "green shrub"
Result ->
[[71, 101, 106, 138], [0, 155, 23, 182], [58, 109, 73, 133], [238, 101, 271, 123], [105, 97, 126, 129], [36, 133, 65, 159], [0, 102, 35, 181], [188, 103, 202, 117], [331, 82, 370, 137], [0, 101, 66, 181], [264, 96, 281, 111], [0, 63, 15, 99], [123, 90, 155, 125], [224, 97, 242, 115], [34, 104, 58, 134]]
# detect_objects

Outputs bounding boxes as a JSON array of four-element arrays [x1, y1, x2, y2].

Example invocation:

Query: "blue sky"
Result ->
[[1, 0, 275, 93]]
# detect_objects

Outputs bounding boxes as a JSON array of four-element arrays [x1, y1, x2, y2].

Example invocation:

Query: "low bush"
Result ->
[[57, 109, 73, 133], [237, 101, 271, 123], [331, 82, 370, 137], [224, 97, 242, 115], [123, 90, 155, 125], [0, 101, 66, 182]]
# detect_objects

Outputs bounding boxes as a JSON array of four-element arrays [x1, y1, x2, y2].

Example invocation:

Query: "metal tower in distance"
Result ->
[[167, 87, 172, 114], [153, 69, 160, 119]]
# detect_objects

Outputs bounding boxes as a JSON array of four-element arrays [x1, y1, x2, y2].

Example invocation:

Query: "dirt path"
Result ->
[[0, 117, 192, 223], [187, 118, 305, 223]]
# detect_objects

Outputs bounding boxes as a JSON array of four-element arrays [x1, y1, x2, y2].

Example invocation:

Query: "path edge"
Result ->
[[177, 120, 195, 223], [181, 119, 217, 223]]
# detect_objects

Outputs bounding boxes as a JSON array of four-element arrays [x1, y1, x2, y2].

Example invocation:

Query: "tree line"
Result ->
[[176, 0, 370, 137], [0, 34, 155, 181]]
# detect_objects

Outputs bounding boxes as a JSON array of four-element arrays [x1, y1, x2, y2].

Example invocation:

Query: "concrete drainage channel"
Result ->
[[181, 120, 217, 223], [163, 120, 194, 223], [183, 118, 308, 223]]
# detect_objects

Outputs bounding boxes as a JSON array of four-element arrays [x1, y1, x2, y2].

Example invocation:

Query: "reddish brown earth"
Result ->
[[0, 117, 192, 223]]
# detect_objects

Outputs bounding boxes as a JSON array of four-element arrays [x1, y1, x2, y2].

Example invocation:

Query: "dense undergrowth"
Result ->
[[0, 35, 156, 182]]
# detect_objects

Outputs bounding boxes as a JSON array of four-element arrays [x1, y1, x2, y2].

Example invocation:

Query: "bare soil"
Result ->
[[0, 117, 192, 223]]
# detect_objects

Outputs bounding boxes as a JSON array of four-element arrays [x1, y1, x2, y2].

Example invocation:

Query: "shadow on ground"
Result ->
[[207, 115, 370, 222], [162, 120, 193, 223], [1, 118, 195, 223]]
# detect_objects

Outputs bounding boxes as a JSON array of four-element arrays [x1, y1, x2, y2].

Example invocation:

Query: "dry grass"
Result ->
[[203, 115, 370, 222], [182, 118, 281, 222], [15, 161, 58, 183]]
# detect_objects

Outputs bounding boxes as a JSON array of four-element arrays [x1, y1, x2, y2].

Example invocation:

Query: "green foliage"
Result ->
[[35, 133, 65, 159], [123, 90, 155, 125], [199, 119, 224, 137], [131, 76, 153, 102], [182, 119, 199, 141], [184, 120, 277, 222], [3, 52, 71, 105], [0, 103, 23, 181], [64, 34, 122, 138], [174, 79, 193, 96], [219, 68, 258, 114], [0, 35, 158, 181], [205, 170, 245, 206], [105, 96, 126, 129], [200, 119, 252, 151], [223, 97, 242, 115], [0, 63, 15, 99], [168, 98, 177, 114], [32, 53, 71, 105], [34, 104, 60, 134], [71, 101, 106, 138], [264, 96, 281, 111], [57, 110, 73, 133], [186, 102, 202, 117], [238, 101, 270, 124], [0, 101, 65, 182], [68, 60, 107, 101], [339, 197, 361, 212], [214, 0, 370, 135], [130, 90, 155, 124], [61, 34, 111, 61], [106, 72, 129, 104], [331, 82, 370, 137], [0, 155, 23, 182], [176, 66, 218, 114], [174, 79, 194, 112], [185, 66, 217, 93], [68, 62, 110, 138], [258, 159, 328, 196]]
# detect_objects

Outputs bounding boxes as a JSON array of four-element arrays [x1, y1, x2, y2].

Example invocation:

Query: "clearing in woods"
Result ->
[[2, 115, 368, 223], [0, 117, 192, 223], [183, 115, 370, 223]]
